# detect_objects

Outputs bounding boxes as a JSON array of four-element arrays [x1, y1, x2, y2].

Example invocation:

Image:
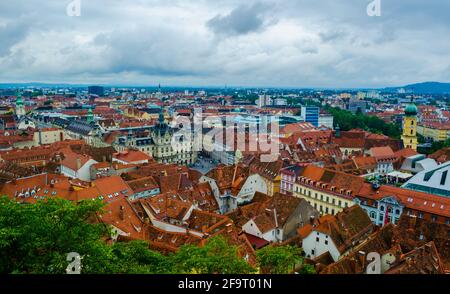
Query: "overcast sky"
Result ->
[[1, 0, 449, 88]]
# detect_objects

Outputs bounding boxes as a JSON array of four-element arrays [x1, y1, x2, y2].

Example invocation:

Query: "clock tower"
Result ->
[[15, 92, 26, 118], [401, 99, 418, 151]]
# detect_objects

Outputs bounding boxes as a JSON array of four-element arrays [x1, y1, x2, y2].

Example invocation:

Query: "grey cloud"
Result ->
[[319, 29, 348, 43], [0, 0, 449, 88], [207, 3, 274, 36], [0, 20, 29, 56]]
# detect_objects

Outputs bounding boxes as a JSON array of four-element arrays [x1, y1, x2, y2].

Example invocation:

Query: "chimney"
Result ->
[[76, 158, 82, 170], [358, 251, 366, 269], [119, 205, 125, 221], [232, 164, 238, 184], [273, 208, 278, 228]]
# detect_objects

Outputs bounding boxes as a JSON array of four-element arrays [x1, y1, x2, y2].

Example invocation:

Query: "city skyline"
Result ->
[[1, 0, 450, 88]]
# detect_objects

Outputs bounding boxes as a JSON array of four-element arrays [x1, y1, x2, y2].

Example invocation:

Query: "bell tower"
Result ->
[[401, 98, 418, 151], [15, 92, 26, 118]]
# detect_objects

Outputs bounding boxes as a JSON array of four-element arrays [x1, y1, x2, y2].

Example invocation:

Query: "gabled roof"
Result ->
[[60, 149, 95, 171], [113, 150, 154, 164], [312, 206, 374, 254], [99, 197, 145, 240], [357, 183, 450, 218], [77, 175, 133, 202], [0, 173, 77, 203], [385, 242, 445, 274]]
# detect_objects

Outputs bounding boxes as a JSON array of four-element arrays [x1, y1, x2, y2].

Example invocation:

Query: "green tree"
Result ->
[[326, 106, 402, 139], [172, 235, 256, 274], [0, 197, 256, 274], [256, 245, 307, 274], [0, 197, 169, 274], [429, 138, 450, 154]]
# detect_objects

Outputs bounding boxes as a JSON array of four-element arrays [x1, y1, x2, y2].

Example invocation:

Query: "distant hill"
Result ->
[[385, 82, 450, 94]]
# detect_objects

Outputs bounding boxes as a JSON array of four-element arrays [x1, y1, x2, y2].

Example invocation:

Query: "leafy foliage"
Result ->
[[429, 138, 450, 154], [0, 197, 255, 274], [326, 106, 402, 138], [256, 245, 305, 274], [0, 197, 317, 274], [172, 235, 256, 274]]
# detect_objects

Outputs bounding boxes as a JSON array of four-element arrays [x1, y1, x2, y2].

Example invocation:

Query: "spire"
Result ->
[[158, 110, 165, 124], [405, 97, 418, 116], [15, 92, 26, 118], [87, 107, 94, 123], [335, 124, 341, 138], [16, 92, 23, 106]]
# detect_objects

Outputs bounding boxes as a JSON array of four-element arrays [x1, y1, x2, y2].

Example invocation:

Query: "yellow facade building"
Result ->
[[401, 103, 418, 151], [292, 165, 362, 216], [417, 123, 450, 142]]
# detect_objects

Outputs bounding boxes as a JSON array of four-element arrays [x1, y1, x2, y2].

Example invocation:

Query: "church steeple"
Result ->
[[87, 107, 94, 124], [335, 124, 341, 138], [401, 97, 418, 151], [158, 110, 165, 125], [15, 92, 26, 118], [16, 92, 23, 106]]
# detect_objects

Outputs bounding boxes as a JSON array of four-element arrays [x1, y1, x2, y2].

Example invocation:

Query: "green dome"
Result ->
[[16, 93, 23, 106], [405, 103, 418, 116]]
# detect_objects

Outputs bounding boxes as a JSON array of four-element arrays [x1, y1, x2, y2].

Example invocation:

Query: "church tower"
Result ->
[[401, 99, 418, 151], [87, 107, 94, 124], [15, 92, 26, 118]]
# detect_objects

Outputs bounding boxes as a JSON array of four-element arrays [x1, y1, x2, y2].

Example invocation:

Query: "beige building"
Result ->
[[417, 122, 450, 142], [33, 128, 65, 146], [292, 165, 362, 216], [115, 113, 197, 165]]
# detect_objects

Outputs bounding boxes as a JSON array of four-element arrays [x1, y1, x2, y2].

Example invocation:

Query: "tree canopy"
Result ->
[[0, 196, 317, 274], [256, 245, 313, 274], [326, 106, 402, 138]]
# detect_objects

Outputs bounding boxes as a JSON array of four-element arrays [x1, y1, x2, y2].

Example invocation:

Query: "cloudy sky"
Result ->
[[1, 0, 450, 88]]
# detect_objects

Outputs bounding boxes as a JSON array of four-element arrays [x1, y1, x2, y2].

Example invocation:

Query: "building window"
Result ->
[[431, 216, 437, 222], [316, 237, 320, 242], [325, 240, 329, 245]]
